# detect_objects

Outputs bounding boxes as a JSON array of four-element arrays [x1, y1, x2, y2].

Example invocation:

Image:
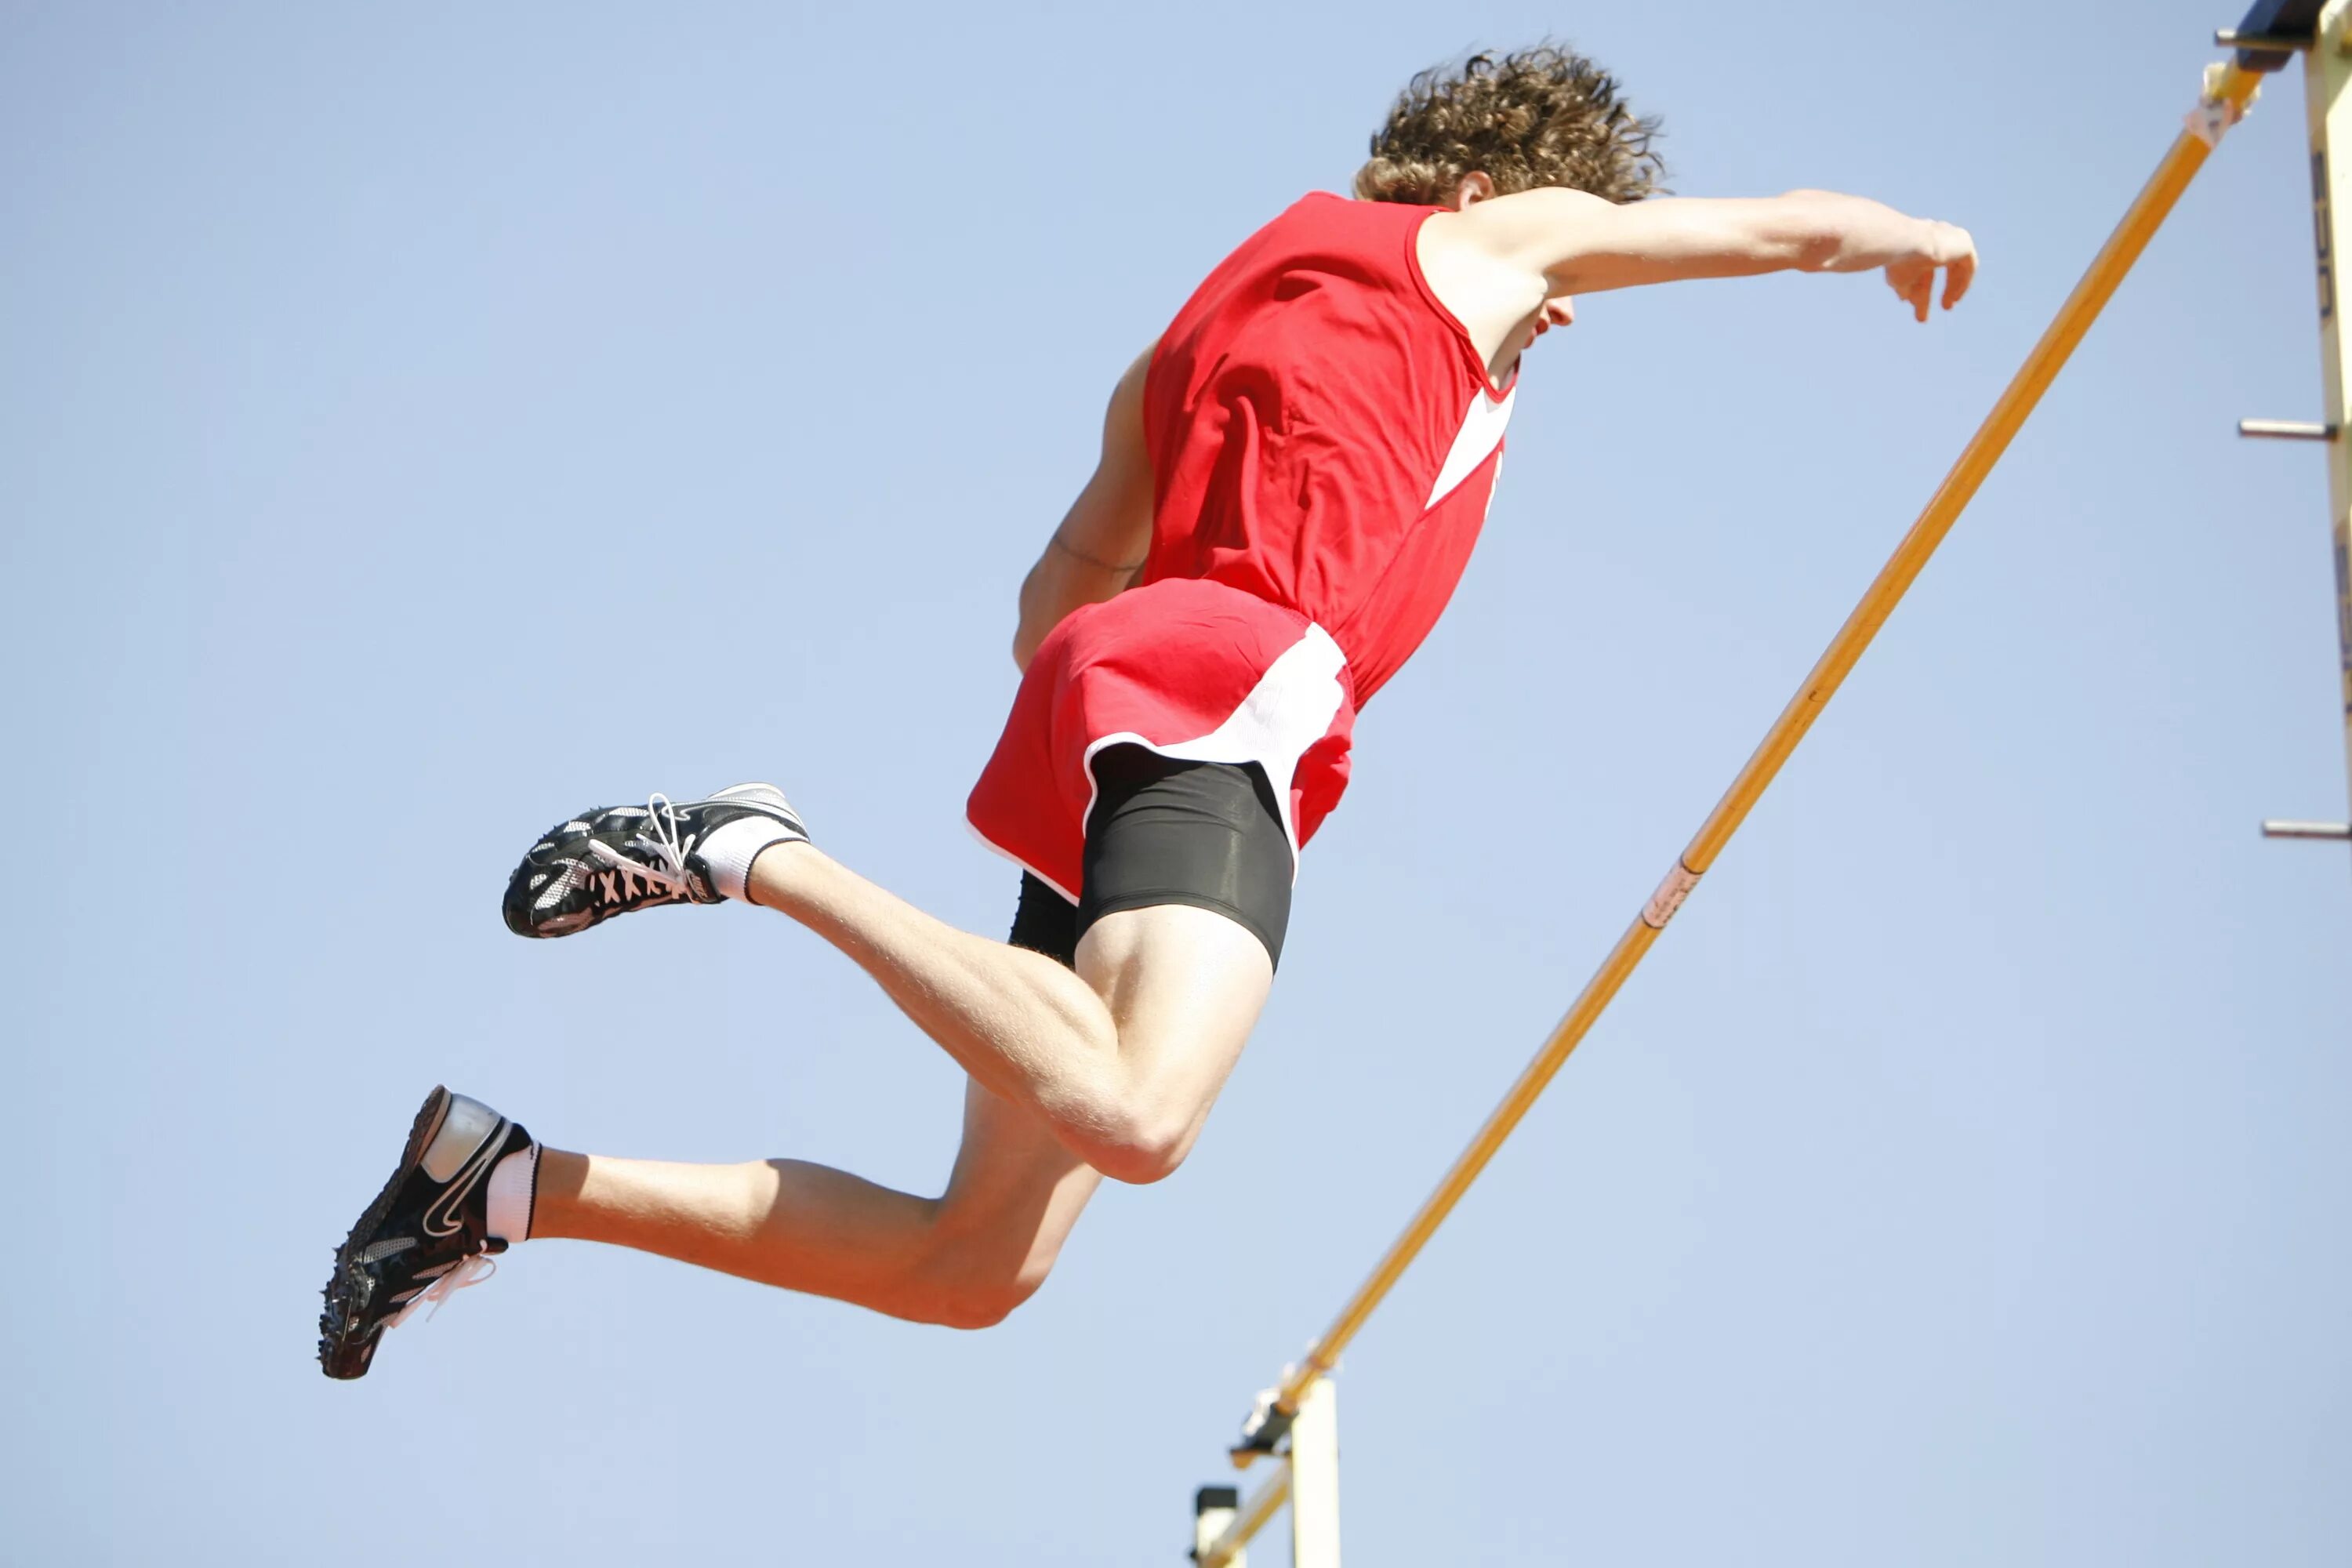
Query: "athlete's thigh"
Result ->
[[1076, 900, 1275, 1167], [935, 1075, 1104, 1288]]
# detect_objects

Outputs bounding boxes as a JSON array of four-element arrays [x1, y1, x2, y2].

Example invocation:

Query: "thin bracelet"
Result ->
[[1050, 533, 1146, 573]]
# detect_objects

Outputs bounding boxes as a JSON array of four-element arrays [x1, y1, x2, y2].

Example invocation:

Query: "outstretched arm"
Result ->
[[1012, 345, 1156, 671], [1428, 186, 1976, 322]]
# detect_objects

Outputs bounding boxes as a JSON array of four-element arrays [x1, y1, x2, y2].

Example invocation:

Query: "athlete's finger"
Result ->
[[1942, 250, 1976, 310], [1909, 268, 1932, 323]]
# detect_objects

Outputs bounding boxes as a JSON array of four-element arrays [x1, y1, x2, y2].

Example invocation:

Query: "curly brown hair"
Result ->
[[1354, 44, 1664, 207]]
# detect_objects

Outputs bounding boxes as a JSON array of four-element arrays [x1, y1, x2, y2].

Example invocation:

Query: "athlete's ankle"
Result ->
[[520, 1148, 590, 1238], [485, 1142, 541, 1243], [700, 818, 810, 902], [740, 837, 822, 908]]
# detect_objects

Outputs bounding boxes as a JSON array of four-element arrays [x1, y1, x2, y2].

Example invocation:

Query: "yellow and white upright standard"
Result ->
[[2234, 0, 2352, 850]]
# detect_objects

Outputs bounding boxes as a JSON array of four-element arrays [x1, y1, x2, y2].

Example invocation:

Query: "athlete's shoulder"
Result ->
[[1263, 189, 1430, 236], [1200, 191, 1432, 281]]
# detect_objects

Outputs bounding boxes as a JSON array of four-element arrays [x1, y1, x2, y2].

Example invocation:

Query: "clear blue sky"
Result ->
[[7, 2, 2348, 1563]]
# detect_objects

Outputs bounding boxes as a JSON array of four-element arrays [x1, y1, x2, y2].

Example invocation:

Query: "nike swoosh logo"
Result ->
[[421, 1116, 508, 1239]]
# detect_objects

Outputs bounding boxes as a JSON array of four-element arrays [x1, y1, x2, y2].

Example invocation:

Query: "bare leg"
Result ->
[[746, 844, 1272, 1181], [532, 1078, 1104, 1328], [525, 880, 1267, 1319]]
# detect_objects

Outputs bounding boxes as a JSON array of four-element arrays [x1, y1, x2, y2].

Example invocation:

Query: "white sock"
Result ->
[[485, 1145, 540, 1243], [698, 816, 803, 902]]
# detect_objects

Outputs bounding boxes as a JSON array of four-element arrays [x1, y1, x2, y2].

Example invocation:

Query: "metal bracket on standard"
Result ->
[[2239, 417, 2341, 439], [1229, 1388, 1294, 1465], [2219, 27, 2319, 57], [1191, 1486, 1243, 1563], [2261, 818, 2352, 839], [2223, 0, 2328, 71]]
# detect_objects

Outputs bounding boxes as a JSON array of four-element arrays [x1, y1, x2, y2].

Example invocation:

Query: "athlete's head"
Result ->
[[1355, 44, 1664, 212]]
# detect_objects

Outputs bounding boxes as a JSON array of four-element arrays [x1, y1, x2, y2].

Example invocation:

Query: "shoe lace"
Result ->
[[583, 793, 694, 896], [385, 1251, 499, 1330]]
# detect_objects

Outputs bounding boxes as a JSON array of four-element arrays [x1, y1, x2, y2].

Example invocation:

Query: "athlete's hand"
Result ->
[[1883, 220, 1976, 322]]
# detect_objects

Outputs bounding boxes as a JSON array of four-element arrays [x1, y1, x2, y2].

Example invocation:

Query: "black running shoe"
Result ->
[[502, 782, 808, 938], [319, 1087, 533, 1381]]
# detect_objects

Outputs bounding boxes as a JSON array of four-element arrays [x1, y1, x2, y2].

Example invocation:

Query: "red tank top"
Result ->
[[1140, 191, 1517, 705]]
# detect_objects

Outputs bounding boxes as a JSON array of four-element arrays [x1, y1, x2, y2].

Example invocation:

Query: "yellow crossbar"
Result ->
[[1236, 58, 2266, 1463]]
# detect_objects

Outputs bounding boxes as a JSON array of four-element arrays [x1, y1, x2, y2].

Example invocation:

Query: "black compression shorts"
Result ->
[[1004, 743, 1294, 971]]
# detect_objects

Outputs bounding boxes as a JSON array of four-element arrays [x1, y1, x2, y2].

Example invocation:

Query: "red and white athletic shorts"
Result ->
[[966, 577, 1358, 906]]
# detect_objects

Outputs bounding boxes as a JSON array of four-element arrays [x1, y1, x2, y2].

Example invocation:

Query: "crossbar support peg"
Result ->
[[2260, 818, 2352, 839]]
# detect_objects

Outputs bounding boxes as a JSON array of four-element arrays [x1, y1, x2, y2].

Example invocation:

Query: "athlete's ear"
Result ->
[[1450, 172, 1497, 210]]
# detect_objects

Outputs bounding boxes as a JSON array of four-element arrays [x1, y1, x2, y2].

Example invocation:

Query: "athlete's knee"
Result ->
[[902, 1218, 1058, 1329], [1074, 1107, 1198, 1185], [1066, 905, 1270, 1182], [922, 1272, 1044, 1330]]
